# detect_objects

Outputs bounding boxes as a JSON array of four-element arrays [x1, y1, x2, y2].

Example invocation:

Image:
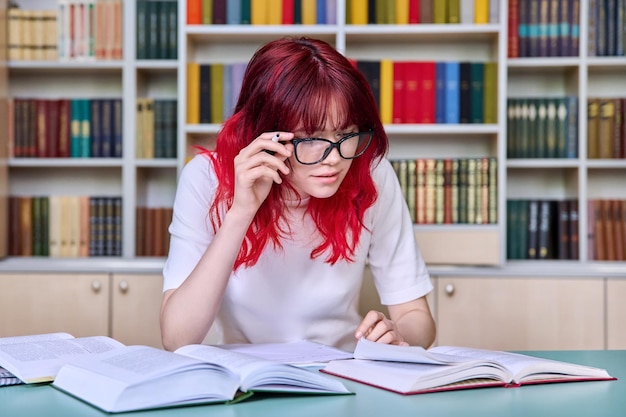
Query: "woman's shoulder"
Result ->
[[371, 157, 396, 186]]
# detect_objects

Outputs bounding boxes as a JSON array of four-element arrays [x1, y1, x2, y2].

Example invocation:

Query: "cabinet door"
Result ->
[[111, 274, 163, 348], [0, 273, 109, 337], [435, 277, 604, 350], [607, 279, 626, 349]]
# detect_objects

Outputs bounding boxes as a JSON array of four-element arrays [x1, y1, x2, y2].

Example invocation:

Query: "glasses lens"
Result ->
[[340, 132, 372, 158], [295, 139, 330, 164]]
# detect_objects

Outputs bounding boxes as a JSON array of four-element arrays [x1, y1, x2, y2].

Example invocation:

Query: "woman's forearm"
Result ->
[[160, 207, 254, 351]]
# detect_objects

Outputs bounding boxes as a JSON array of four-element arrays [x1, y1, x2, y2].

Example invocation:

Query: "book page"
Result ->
[[176, 344, 350, 394], [0, 332, 74, 345], [0, 336, 125, 383], [52, 346, 241, 412], [354, 338, 491, 365], [430, 346, 612, 383], [219, 340, 353, 366]]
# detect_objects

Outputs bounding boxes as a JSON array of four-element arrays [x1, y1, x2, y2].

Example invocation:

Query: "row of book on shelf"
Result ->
[[186, 62, 246, 125], [136, 98, 178, 159], [588, 199, 626, 261], [507, 198, 626, 262], [506, 96, 578, 159], [587, 97, 626, 159], [9, 98, 123, 159], [186, 60, 497, 124], [186, 60, 498, 126], [508, 0, 580, 58], [390, 157, 497, 225], [507, 199, 579, 260], [136, 0, 178, 60], [359, 60, 497, 125], [7, 0, 123, 62], [187, 0, 501, 25], [6, 196, 122, 258], [588, 0, 626, 56], [135, 207, 172, 257]]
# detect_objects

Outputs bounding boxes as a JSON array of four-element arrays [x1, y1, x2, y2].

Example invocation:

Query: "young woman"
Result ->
[[161, 37, 436, 352]]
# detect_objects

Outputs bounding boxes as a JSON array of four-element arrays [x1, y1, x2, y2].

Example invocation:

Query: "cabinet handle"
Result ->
[[119, 281, 129, 293], [91, 280, 102, 293], [444, 283, 455, 296]]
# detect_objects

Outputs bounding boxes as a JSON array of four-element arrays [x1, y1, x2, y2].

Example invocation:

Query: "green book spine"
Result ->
[[210, 64, 224, 124], [483, 62, 497, 124], [433, 0, 447, 23], [202, 0, 213, 24], [32, 196, 42, 256], [447, 0, 460, 23], [80, 99, 91, 158], [545, 98, 558, 158], [536, 98, 548, 158], [457, 158, 468, 224], [136, 0, 147, 59], [527, 98, 538, 158], [240, 0, 251, 24], [555, 97, 568, 158], [469, 63, 484, 123]]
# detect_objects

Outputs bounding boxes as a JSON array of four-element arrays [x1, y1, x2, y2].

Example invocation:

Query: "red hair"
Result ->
[[206, 37, 388, 269]]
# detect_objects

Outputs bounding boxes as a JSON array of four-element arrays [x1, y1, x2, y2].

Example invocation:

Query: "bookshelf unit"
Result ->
[[2, 1, 626, 349]]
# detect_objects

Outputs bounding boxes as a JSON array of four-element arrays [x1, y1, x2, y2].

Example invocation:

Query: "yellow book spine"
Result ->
[[395, 0, 409, 24], [380, 59, 393, 124], [350, 0, 368, 24], [186, 62, 200, 124], [267, 0, 283, 25], [251, 0, 268, 24], [474, 0, 488, 24], [433, 0, 447, 23], [301, 0, 317, 24]]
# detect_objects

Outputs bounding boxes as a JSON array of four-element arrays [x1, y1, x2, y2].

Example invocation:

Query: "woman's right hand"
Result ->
[[231, 131, 294, 215]]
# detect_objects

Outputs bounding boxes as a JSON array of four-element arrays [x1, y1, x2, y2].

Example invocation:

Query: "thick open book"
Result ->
[[0, 333, 350, 411], [52, 343, 350, 412], [321, 338, 616, 395]]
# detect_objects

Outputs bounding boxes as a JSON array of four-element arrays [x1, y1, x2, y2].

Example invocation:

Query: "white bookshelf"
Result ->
[[2, 0, 626, 275]]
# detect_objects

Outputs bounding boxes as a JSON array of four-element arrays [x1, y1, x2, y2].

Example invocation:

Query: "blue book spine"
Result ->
[[444, 62, 460, 124], [113, 99, 123, 158], [316, 0, 327, 23], [227, 0, 241, 24], [90, 99, 102, 157], [435, 62, 446, 124]]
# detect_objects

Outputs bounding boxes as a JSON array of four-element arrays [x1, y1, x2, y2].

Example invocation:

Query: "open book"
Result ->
[[0, 333, 349, 411], [52, 343, 350, 412], [321, 338, 615, 395], [0, 332, 126, 384]]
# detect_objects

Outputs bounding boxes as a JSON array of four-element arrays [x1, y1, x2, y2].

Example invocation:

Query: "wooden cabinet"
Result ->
[[607, 278, 626, 349], [110, 274, 163, 348], [434, 276, 605, 350], [0, 272, 163, 347], [0, 273, 109, 337]]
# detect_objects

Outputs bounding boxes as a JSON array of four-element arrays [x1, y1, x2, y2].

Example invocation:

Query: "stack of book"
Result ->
[[587, 97, 626, 159]]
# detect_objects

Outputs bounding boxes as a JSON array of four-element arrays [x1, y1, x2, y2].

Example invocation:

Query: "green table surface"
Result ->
[[1, 350, 624, 417]]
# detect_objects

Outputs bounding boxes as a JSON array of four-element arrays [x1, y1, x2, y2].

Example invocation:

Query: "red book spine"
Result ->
[[283, 0, 295, 24], [392, 61, 407, 124], [408, 0, 420, 23], [404, 61, 420, 123], [418, 61, 436, 123], [508, 0, 520, 58]]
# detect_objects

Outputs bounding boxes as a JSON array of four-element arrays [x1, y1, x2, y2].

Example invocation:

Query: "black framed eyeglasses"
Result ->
[[289, 131, 374, 165]]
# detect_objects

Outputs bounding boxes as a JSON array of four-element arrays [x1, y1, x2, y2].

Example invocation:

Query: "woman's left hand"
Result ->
[[354, 310, 408, 346]]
